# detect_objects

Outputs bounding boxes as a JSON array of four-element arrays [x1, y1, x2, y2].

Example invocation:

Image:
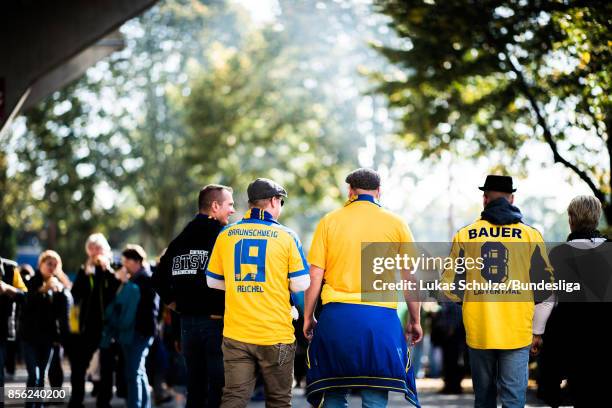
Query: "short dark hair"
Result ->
[[198, 184, 233, 211], [122, 244, 147, 263], [345, 168, 380, 190]]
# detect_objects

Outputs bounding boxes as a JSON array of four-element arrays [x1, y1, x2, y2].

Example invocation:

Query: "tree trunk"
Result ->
[[603, 203, 612, 231]]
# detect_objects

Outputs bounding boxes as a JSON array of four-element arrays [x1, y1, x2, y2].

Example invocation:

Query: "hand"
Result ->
[[41, 277, 61, 293], [167, 302, 177, 311], [405, 320, 423, 345], [94, 255, 110, 271], [174, 340, 182, 354], [0, 280, 7, 294], [303, 316, 317, 342], [530, 335, 543, 356]]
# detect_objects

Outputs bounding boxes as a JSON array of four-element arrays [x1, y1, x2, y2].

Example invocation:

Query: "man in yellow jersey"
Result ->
[[303, 168, 422, 408], [441, 175, 554, 408], [205, 178, 310, 408]]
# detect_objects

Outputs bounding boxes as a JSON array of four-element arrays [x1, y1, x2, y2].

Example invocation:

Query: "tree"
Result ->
[[373, 0, 611, 223], [182, 28, 353, 232], [12, 80, 129, 272]]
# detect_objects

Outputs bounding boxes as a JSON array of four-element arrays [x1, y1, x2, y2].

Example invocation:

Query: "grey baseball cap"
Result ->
[[247, 178, 288, 202]]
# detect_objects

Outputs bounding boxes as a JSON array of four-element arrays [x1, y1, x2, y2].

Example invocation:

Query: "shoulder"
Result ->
[[317, 207, 344, 224], [519, 221, 545, 241], [378, 207, 409, 226], [454, 219, 482, 239], [272, 223, 302, 245], [218, 220, 241, 236]]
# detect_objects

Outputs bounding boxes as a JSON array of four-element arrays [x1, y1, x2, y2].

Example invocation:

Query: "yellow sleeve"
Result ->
[[398, 220, 418, 259], [307, 217, 327, 269], [12, 270, 28, 292], [205, 237, 225, 281]]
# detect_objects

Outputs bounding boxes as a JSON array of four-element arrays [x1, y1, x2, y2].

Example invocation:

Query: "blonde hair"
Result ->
[[85, 233, 112, 255], [38, 250, 62, 270], [568, 195, 602, 232]]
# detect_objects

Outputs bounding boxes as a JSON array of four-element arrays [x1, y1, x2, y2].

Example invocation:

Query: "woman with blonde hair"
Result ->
[[19, 250, 72, 407], [67, 233, 120, 408]]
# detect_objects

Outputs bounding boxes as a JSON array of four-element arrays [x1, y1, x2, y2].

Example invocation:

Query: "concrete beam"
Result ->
[[0, 0, 158, 137]]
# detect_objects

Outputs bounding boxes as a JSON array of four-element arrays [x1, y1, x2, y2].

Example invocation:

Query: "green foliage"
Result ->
[[3, 0, 372, 265], [182, 29, 350, 226], [12, 80, 128, 271], [373, 0, 612, 222]]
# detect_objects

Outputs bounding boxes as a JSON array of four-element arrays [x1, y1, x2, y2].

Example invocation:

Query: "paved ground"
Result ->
[[4, 369, 550, 407]]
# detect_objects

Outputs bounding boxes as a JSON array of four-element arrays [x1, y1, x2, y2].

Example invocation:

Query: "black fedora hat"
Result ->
[[478, 175, 516, 193]]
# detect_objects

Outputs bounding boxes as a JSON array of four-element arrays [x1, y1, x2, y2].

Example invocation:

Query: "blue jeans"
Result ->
[[322, 389, 388, 408], [122, 334, 154, 408], [23, 342, 54, 408], [468, 346, 530, 408], [181, 315, 224, 408]]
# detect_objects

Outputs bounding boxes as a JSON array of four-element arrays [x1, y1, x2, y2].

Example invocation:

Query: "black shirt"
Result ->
[[153, 214, 225, 316], [131, 265, 159, 338]]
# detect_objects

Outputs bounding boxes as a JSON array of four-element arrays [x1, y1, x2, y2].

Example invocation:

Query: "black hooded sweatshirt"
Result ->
[[153, 214, 225, 316]]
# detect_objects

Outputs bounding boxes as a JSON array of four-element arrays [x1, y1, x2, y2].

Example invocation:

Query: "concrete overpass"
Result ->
[[0, 0, 160, 137]]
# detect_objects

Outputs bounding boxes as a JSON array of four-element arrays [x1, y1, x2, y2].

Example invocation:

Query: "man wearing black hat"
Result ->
[[153, 184, 235, 408], [441, 175, 554, 408], [206, 178, 310, 408]]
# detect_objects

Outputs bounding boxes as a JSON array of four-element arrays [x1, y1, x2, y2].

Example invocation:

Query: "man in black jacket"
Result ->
[[153, 184, 235, 408]]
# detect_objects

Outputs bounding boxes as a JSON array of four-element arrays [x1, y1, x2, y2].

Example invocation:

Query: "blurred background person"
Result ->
[[430, 302, 466, 394], [121, 244, 159, 408], [68, 233, 120, 408], [47, 262, 72, 390], [0, 257, 27, 399], [19, 250, 71, 408], [100, 264, 140, 406], [539, 195, 612, 408], [2, 263, 32, 382]]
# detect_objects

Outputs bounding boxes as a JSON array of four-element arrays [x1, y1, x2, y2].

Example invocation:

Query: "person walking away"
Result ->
[[441, 175, 554, 408], [206, 178, 310, 408], [303, 168, 422, 408]]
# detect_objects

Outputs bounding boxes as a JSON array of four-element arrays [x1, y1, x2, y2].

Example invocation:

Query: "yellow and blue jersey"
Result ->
[[206, 208, 308, 345], [442, 216, 553, 349], [308, 194, 416, 308]]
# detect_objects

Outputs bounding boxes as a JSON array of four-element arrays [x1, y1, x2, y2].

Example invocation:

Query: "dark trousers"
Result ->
[[99, 343, 127, 405], [4, 339, 16, 376], [67, 335, 115, 408], [23, 341, 53, 408], [48, 344, 64, 387], [0, 340, 6, 389], [181, 315, 224, 408], [441, 330, 466, 392]]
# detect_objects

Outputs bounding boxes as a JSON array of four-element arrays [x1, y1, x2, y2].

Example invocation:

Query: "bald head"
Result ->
[[483, 191, 514, 207]]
